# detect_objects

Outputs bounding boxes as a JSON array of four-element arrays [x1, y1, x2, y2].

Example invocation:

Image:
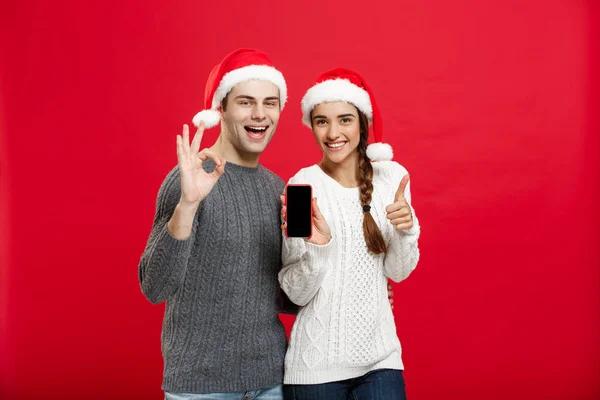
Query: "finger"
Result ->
[[198, 149, 222, 166], [389, 298, 394, 305], [176, 135, 185, 163], [387, 282, 393, 291], [394, 222, 414, 231], [280, 195, 286, 219], [190, 121, 205, 155], [211, 159, 226, 180], [391, 216, 412, 226], [386, 208, 411, 221], [395, 174, 410, 202], [182, 124, 191, 153], [281, 221, 287, 230], [385, 202, 406, 214]]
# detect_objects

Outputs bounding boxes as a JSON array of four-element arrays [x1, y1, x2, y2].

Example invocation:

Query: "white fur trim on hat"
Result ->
[[192, 109, 221, 128], [366, 142, 393, 162], [211, 65, 287, 110], [301, 79, 373, 127]]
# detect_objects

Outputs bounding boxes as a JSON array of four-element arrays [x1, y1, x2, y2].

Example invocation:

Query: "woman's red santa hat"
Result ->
[[300, 68, 393, 162], [192, 48, 287, 129]]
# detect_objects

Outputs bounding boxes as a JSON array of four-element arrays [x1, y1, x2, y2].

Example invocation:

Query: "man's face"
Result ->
[[220, 80, 281, 156]]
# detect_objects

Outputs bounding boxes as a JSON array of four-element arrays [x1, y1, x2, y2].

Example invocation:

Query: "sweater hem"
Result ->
[[162, 374, 284, 394], [283, 355, 403, 385]]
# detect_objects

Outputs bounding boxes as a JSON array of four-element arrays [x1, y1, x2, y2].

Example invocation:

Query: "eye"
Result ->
[[315, 119, 327, 126], [340, 117, 352, 124], [239, 100, 252, 106], [265, 101, 278, 107]]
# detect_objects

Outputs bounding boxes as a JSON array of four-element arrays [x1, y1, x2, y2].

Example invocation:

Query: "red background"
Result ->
[[1, 1, 598, 399]]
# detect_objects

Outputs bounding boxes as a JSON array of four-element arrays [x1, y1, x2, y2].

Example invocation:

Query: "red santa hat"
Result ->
[[300, 68, 393, 162], [192, 48, 287, 129]]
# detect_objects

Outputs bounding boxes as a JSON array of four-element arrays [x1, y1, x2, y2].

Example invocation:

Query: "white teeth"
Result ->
[[327, 142, 346, 148], [247, 126, 266, 131]]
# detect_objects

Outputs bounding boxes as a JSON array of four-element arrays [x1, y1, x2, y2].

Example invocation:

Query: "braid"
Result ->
[[357, 111, 387, 255]]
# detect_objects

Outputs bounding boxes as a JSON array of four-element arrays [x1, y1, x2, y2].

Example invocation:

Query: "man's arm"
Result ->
[[138, 123, 225, 304], [138, 168, 199, 304]]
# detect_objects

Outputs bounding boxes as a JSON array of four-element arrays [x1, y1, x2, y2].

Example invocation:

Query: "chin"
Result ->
[[331, 151, 362, 167], [324, 153, 347, 165], [243, 142, 269, 154]]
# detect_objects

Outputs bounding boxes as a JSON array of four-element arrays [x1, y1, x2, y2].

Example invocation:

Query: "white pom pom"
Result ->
[[366, 142, 393, 161], [192, 110, 221, 129]]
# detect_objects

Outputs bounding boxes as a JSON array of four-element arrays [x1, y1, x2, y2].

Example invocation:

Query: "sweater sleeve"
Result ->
[[382, 162, 421, 282], [278, 174, 334, 306], [280, 289, 300, 315], [279, 237, 334, 306], [138, 167, 200, 304]]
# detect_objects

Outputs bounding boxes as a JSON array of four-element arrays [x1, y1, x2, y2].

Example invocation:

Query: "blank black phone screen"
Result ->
[[286, 185, 312, 238]]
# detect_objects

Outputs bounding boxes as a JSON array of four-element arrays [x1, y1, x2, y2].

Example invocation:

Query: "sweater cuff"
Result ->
[[158, 220, 197, 254], [305, 237, 334, 258]]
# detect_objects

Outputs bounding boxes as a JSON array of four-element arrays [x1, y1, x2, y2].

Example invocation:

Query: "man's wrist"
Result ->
[[177, 199, 201, 213]]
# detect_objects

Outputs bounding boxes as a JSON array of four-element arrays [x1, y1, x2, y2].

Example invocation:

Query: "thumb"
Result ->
[[312, 197, 324, 220], [395, 174, 410, 202], [211, 160, 227, 180]]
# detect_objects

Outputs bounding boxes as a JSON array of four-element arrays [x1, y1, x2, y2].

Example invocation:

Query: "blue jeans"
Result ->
[[283, 369, 406, 400], [165, 384, 283, 400]]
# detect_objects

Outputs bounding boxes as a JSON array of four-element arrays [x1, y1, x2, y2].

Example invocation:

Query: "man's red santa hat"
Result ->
[[192, 48, 287, 129]]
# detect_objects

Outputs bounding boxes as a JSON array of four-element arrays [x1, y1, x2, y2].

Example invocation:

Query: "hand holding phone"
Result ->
[[281, 185, 331, 245]]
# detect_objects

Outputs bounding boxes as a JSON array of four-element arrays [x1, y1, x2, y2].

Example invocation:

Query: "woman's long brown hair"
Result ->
[[356, 111, 387, 255]]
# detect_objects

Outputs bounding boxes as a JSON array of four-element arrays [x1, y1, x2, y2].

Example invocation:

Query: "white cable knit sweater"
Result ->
[[279, 161, 420, 385]]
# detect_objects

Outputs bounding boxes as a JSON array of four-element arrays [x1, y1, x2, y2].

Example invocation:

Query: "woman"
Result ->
[[279, 68, 421, 399]]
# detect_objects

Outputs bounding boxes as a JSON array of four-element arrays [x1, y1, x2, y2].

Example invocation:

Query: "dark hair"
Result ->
[[220, 94, 229, 112], [357, 110, 387, 255]]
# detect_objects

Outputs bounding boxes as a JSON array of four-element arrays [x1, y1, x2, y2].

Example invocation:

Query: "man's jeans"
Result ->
[[165, 384, 283, 400]]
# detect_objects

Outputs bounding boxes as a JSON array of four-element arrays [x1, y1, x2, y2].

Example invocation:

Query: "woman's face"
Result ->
[[311, 101, 361, 165]]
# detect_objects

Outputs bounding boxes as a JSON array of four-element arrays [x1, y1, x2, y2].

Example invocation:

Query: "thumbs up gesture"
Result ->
[[385, 175, 413, 231]]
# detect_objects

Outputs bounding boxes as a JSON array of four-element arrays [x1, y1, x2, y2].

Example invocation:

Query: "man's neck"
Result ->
[[209, 135, 260, 168], [319, 153, 360, 188]]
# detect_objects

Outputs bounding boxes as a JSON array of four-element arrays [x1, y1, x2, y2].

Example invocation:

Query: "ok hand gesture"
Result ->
[[176, 122, 226, 206]]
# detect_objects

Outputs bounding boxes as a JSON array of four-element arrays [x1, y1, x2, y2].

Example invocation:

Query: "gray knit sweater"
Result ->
[[138, 160, 288, 393]]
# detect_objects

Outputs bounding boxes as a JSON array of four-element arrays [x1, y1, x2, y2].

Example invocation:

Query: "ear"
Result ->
[[217, 102, 225, 121]]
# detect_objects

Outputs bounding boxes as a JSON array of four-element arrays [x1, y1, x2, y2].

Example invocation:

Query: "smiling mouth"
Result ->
[[245, 125, 269, 139], [325, 141, 347, 151]]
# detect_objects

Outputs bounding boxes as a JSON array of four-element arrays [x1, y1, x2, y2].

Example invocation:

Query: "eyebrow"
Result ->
[[312, 113, 356, 120], [234, 95, 280, 101]]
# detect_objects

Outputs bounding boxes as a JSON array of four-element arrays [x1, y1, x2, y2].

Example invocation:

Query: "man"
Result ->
[[139, 48, 290, 399], [139, 48, 394, 399]]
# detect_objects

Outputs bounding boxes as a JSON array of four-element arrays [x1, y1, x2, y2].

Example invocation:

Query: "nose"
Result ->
[[325, 122, 341, 141], [251, 104, 266, 121]]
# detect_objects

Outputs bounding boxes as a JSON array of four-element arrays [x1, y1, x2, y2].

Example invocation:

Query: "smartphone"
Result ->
[[285, 184, 312, 238]]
